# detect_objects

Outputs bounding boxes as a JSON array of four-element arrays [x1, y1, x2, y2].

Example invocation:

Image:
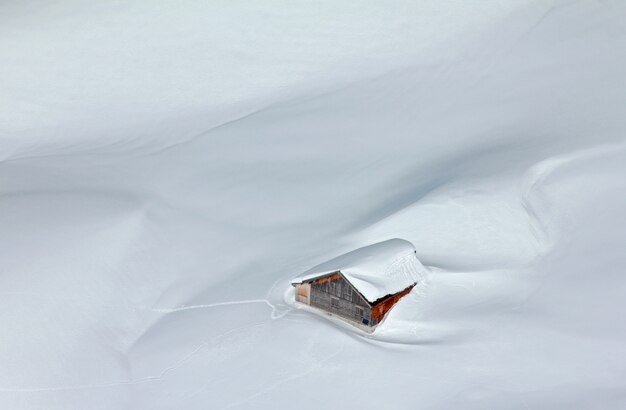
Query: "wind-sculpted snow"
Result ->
[[2, 0, 626, 409]]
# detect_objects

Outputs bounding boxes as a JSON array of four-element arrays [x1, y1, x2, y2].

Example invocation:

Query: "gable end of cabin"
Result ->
[[295, 271, 373, 326]]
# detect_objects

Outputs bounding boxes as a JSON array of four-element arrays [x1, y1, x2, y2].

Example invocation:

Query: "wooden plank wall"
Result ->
[[309, 273, 372, 325]]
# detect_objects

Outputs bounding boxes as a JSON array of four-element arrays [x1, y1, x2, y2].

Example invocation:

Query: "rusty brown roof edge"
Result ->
[[291, 270, 341, 286], [370, 282, 417, 306]]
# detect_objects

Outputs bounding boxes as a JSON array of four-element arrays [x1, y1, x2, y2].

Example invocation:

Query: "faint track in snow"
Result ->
[[147, 298, 289, 320], [0, 295, 290, 394]]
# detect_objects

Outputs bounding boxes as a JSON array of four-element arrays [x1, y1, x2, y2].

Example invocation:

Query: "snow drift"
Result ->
[[2, 0, 626, 409]]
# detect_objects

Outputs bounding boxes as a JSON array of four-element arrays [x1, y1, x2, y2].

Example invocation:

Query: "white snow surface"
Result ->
[[3, 0, 626, 409], [292, 238, 423, 302]]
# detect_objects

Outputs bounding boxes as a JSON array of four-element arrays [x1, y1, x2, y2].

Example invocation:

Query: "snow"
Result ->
[[292, 238, 424, 303], [2, 0, 626, 409]]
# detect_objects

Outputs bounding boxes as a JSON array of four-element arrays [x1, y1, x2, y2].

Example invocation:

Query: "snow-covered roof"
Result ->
[[291, 239, 425, 303]]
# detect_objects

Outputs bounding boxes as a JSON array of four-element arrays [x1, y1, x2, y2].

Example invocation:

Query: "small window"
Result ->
[[331, 297, 340, 308], [355, 306, 364, 317], [343, 286, 351, 301]]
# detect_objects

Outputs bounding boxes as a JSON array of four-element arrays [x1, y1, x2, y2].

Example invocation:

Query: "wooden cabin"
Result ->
[[292, 239, 424, 332]]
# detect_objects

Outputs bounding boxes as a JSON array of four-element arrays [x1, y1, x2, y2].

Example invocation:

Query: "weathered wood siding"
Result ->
[[308, 272, 372, 325]]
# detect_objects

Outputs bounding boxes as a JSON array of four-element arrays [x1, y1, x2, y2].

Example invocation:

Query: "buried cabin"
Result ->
[[291, 238, 425, 332]]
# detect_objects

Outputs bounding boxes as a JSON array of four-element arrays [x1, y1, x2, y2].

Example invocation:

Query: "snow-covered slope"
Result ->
[[2, 0, 626, 409]]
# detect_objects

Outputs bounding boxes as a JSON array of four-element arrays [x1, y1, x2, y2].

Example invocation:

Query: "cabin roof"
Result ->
[[291, 238, 425, 303]]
